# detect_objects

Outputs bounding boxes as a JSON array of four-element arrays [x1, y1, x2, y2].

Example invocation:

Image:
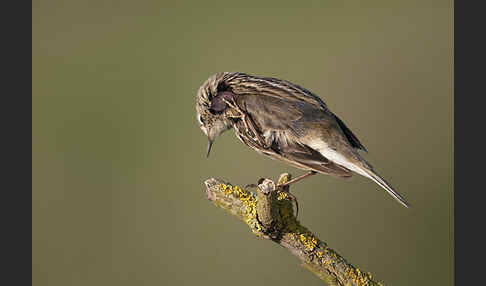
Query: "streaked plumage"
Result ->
[[196, 72, 409, 208]]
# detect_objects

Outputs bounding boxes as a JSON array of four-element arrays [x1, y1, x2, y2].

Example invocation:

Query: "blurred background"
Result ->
[[33, 1, 453, 286]]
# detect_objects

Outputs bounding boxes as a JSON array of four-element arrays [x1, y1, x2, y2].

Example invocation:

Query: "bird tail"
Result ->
[[361, 167, 410, 208]]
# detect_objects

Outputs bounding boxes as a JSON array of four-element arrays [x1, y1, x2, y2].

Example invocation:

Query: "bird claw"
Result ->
[[275, 184, 299, 218], [246, 179, 299, 217]]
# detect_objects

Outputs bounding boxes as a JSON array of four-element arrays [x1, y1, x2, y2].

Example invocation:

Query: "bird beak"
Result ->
[[206, 138, 214, 158]]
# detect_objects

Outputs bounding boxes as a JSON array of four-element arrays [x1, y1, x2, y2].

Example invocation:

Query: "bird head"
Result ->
[[196, 72, 235, 157]]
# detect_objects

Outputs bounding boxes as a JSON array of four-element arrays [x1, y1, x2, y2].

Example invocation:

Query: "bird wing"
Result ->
[[333, 114, 367, 152], [235, 93, 366, 151], [225, 72, 330, 111], [224, 72, 367, 152], [233, 94, 353, 177]]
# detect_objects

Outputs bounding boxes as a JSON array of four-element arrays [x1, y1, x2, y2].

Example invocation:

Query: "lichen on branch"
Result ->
[[204, 173, 384, 286]]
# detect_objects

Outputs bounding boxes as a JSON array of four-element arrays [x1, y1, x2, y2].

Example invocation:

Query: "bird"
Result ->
[[195, 72, 410, 209]]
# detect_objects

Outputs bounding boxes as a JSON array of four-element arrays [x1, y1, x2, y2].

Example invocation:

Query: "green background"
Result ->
[[33, 1, 453, 286]]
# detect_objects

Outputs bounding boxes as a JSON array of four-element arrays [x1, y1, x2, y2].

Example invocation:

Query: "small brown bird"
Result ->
[[195, 72, 409, 208]]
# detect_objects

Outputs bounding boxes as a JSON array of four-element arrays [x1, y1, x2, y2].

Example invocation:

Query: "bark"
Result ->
[[204, 173, 384, 286]]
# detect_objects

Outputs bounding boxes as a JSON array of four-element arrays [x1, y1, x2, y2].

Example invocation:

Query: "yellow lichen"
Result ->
[[219, 184, 261, 235], [273, 188, 323, 253], [345, 266, 375, 286], [299, 234, 318, 251], [277, 191, 289, 200], [215, 180, 382, 286]]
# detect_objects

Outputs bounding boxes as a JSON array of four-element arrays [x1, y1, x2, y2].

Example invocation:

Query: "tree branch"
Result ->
[[204, 173, 384, 286]]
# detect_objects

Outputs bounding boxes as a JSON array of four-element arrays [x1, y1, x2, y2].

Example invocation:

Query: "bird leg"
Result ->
[[277, 171, 317, 188]]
